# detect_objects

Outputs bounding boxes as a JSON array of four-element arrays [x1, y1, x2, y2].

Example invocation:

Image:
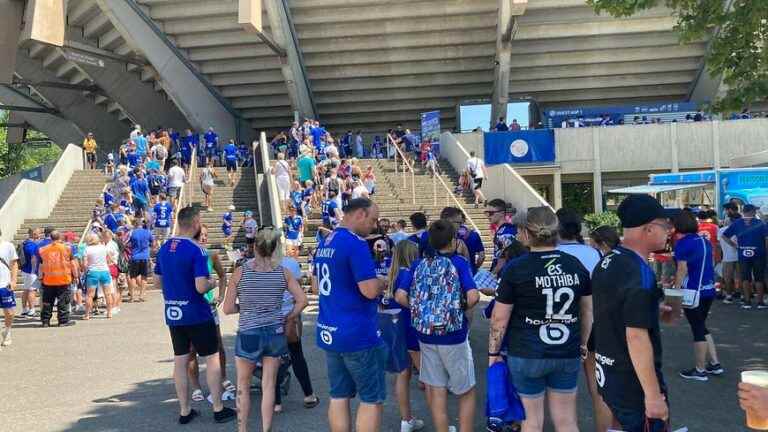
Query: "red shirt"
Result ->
[[698, 221, 720, 261]]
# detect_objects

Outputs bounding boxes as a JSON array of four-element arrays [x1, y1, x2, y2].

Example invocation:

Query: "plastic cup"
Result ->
[[663, 289, 683, 323], [742, 371, 768, 430]]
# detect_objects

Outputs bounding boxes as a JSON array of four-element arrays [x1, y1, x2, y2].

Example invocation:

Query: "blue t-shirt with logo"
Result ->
[[374, 255, 392, 278], [674, 233, 716, 299], [396, 254, 477, 345], [154, 237, 213, 326], [131, 178, 149, 205], [457, 225, 484, 274], [408, 230, 432, 257], [133, 135, 148, 156], [492, 223, 518, 269], [321, 199, 339, 226], [224, 143, 238, 161], [181, 135, 195, 154], [153, 202, 173, 228], [290, 191, 303, 211], [204, 131, 218, 146], [284, 215, 303, 240], [130, 228, 153, 261], [21, 239, 39, 274], [315, 227, 380, 352], [723, 217, 768, 260]]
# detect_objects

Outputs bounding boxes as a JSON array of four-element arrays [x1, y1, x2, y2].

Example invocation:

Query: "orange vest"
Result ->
[[39, 242, 73, 286]]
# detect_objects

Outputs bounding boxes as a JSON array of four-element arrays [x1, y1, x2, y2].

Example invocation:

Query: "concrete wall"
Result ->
[[0, 144, 83, 242], [440, 131, 551, 213], [555, 119, 768, 174]]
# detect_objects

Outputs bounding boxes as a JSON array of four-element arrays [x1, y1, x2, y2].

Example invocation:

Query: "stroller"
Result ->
[[251, 353, 292, 396]]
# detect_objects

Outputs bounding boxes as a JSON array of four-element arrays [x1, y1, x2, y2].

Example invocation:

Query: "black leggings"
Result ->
[[275, 340, 314, 405], [684, 297, 714, 342]]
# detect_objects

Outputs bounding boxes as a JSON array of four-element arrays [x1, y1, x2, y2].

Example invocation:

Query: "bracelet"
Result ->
[[488, 352, 501, 357]]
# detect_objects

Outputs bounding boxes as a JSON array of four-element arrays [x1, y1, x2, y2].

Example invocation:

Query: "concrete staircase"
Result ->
[[295, 158, 494, 275]]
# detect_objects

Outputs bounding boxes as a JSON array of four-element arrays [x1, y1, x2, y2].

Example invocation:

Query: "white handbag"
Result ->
[[681, 237, 708, 309]]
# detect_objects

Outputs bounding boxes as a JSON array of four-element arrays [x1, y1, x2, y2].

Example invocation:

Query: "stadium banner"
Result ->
[[483, 130, 556, 165], [420, 110, 441, 155], [544, 101, 698, 128]]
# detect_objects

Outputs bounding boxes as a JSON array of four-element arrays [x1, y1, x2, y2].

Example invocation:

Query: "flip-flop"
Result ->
[[303, 396, 320, 409]]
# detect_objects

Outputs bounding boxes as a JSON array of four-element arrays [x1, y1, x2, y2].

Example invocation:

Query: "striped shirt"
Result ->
[[237, 261, 287, 331]]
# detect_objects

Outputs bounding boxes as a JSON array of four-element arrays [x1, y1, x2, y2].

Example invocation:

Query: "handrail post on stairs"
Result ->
[[411, 169, 415, 205], [432, 172, 437, 206]]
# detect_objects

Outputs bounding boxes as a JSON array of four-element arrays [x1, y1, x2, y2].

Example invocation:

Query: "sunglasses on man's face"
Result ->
[[484, 210, 503, 216]]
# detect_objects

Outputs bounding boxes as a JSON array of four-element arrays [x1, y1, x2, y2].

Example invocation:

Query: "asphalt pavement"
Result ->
[[0, 294, 763, 431]]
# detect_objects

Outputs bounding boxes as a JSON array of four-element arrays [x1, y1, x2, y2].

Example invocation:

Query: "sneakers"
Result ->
[[448, 427, 457, 432], [206, 390, 235, 404], [59, 321, 76, 327], [401, 418, 425, 432], [705, 362, 725, 375], [213, 407, 236, 423], [1, 327, 11, 346], [757, 304, 768, 310], [679, 368, 708, 381], [723, 295, 734, 304], [742, 303, 753, 310]]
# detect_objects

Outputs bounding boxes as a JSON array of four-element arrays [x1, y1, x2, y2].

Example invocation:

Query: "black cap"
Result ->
[[744, 204, 758, 214], [617, 195, 679, 228]]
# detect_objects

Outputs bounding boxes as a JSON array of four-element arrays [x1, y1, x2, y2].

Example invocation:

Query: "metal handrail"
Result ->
[[431, 166, 481, 234], [387, 135, 416, 204], [261, 132, 284, 228]]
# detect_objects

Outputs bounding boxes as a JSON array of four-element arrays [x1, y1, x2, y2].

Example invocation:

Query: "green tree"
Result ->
[[562, 182, 594, 216], [588, 0, 768, 112], [0, 110, 62, 178]]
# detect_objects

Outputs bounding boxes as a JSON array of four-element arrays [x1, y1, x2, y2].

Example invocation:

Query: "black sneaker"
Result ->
[[679, 368, 708, 381], [58, 321, 76, 327], [723, 295, 734, 304], [706, 363, 725, 375], [41, 321, 50, 328], [213, 407, 236, 423], [179, 408, 199, 425]]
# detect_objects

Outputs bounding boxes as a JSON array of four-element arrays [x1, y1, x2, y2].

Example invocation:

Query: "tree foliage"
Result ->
[[0, 110, 62, 178], [588, 0, 768, 112]]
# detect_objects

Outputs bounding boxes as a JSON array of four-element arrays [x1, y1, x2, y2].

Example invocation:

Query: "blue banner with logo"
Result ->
[[483, 130, 556, 165]]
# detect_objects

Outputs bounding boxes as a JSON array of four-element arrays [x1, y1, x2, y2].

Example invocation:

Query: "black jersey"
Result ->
[[496, 250, 591, 359], [592, 246, 666, 411]]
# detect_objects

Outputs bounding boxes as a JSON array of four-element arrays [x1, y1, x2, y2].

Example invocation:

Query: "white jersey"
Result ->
[[244, 219, 258, 239], [0, 241, 19, 288], [168, 166, 186, 188], [466, 157, 485, 179], [85, 244, 110, 272]]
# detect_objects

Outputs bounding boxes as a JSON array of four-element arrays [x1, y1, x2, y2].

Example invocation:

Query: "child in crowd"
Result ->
[[290, 181, 304, 216], [105, 153, 115, 176], [222, 205, 235, 250], [363, 165, 376, 195], [283, 205, 304, 257], [301, 180, 315, 218], [242, 210, 258, 250], [120, 188, 134, 216], [372, 136, 384, 159], [92, 198, 105, 226]]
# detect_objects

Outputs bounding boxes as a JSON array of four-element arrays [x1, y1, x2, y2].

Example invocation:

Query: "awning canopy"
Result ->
[[608, 183, 710, 194]]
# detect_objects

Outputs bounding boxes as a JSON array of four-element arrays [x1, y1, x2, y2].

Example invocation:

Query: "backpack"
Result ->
[[149, 175, 164, 190], [155, 145, 168, 160], [409, 255, 464, 336], [16, 242, 26, 269]]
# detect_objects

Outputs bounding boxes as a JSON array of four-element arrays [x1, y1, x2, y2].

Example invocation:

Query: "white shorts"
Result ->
[[286, 238, 302, 247], [22, 272, 40, 291], [154, 226, 171, 241]]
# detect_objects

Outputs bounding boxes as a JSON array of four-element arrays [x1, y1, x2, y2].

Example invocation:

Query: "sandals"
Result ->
[[191, 389, 205, 402], [303, 395, 320, 409]]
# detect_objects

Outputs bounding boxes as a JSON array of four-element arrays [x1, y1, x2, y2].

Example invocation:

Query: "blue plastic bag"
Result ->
[[486, 361, 525, 423]]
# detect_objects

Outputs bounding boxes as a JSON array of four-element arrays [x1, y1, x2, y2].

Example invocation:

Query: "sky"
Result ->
[[459, 102, 530, 132]]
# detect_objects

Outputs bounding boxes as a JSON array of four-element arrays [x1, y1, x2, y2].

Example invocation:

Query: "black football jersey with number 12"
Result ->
[[496, 251, 591, 359]]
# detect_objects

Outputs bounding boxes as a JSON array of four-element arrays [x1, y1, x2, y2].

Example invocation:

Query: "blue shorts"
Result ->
[[226, 159, 237, 172], [222, 226, 232, 237], [86, 270, 112, 288], [508, 356, 580, 398], [610, 404, 669, 432], [235, 325, 288, 363], [378, 313, 410, 373], [0, 287, 16, 310], [326, 342, 387, 404]]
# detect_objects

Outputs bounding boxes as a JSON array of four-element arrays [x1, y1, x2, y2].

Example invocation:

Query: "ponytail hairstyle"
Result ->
[[521, 206, 559, 248], [254, 227, 282, 264], [385, 240, 419, 299], [556, 208, 585, 244]]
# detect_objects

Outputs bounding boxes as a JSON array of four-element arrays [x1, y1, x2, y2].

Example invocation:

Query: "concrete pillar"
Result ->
[[263, 0, 317, 120], [95, 0, 246, 142], [713, 120, 721, 213], [0, 85, 86, 148], [553, 170, 562, 210], [592, 128, 603, 213], [670, 122, 679, 173], [491, 0, 512, 124], [20, 0, 65, 47], [0, 0, 25, 84]]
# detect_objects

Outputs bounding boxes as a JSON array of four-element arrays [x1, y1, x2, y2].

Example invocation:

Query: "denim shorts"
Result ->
[[378, 312, 410, 373], [326, 342, 387, 404], [86, 270, 112, 289], [507, 356, 580, 398], [235, 325, 288, 363]]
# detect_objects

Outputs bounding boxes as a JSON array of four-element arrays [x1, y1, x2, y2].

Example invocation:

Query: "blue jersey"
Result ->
[[103, 191, 114, 208], [120, 199, 133, 215], [284, 215, 303, 240], [133, 135, 148, 156], [497, 250, 591, 358], [492, 223, 518, 269], [290, 190, 303, 211], [301, 187, 313, 202], [321, 199, 339, 226], [104, 212, 120, 233], [126, 152, 139, 167], [181, 135, 195, 154], [224, 143, 238, 161], [153, 202, 173, 228], [407, 230, 433, 257], [310, 126, 326, 147], [374, 255, 392, 278], [21, 239, 39, 274], [315, 227, 379, 352], [674, 234, 716, 299], [723, 217, 768, 260], [457, 225, 484, 274], [204, 131, 218, 146], [222, 212, 233, 235], [130, 228, 153, 261], [397, 254, 477, 345], [155, 237, 213, 326], [131, 178, 149, 204]]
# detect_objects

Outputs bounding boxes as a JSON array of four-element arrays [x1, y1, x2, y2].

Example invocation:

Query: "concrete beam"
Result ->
[[509, 58, 701, 81], [513, 44, 706, 68], [320, 109, 456, 126], [516, 16, 676, 40], [314, 84, 489, 104], [209, 69, 286, 86], [71, 51, 191, 131], [299, 28, 496, 54], [13, 51, 131, 156], [198, 57, 284, 74], [0, 85, 84, 146], [296, 13, 496, 39], [510, 71, 696, 93], [513, 31, 684, 54], [188, 44, 276, 61], [514, 84, 690, 103], [174, 30, 264, 49], [308, 58, 492, 81], [312, 71, 493, 93], [291, 1, 497, 25], [21, 0, 66, 47], [96, 0, 246, 142], [230, 94, 294, 109], [317, 97, 463, 115], [222, 85, 289, 98], [145, 1, 237, 21], [304, 44, 496, 67], [0, 0, 25, 84], [263, 0, 317, 119]]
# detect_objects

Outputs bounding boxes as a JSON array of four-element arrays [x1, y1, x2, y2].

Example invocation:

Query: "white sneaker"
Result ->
[[448, 426, 457, 432], [206, 390, 236, 404], [1, 328, 11, 346], [401, 418, 425, 432]]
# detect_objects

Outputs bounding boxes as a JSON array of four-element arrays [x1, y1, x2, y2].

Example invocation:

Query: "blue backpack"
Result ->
[[410, 255, 464, 336]]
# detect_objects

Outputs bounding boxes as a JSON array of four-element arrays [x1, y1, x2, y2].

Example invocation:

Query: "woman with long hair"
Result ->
[[489, 207, 593, 432], [387, 240, 425, 432], [589, 225, 621, 256], [199, 159, 217, 211], [83, 233, 115, 319], [223, 228, 307, 432], [271, 153, 293, 214]]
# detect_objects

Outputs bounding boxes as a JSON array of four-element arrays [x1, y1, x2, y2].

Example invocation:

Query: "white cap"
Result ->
[[228, 205, 236, 211]]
